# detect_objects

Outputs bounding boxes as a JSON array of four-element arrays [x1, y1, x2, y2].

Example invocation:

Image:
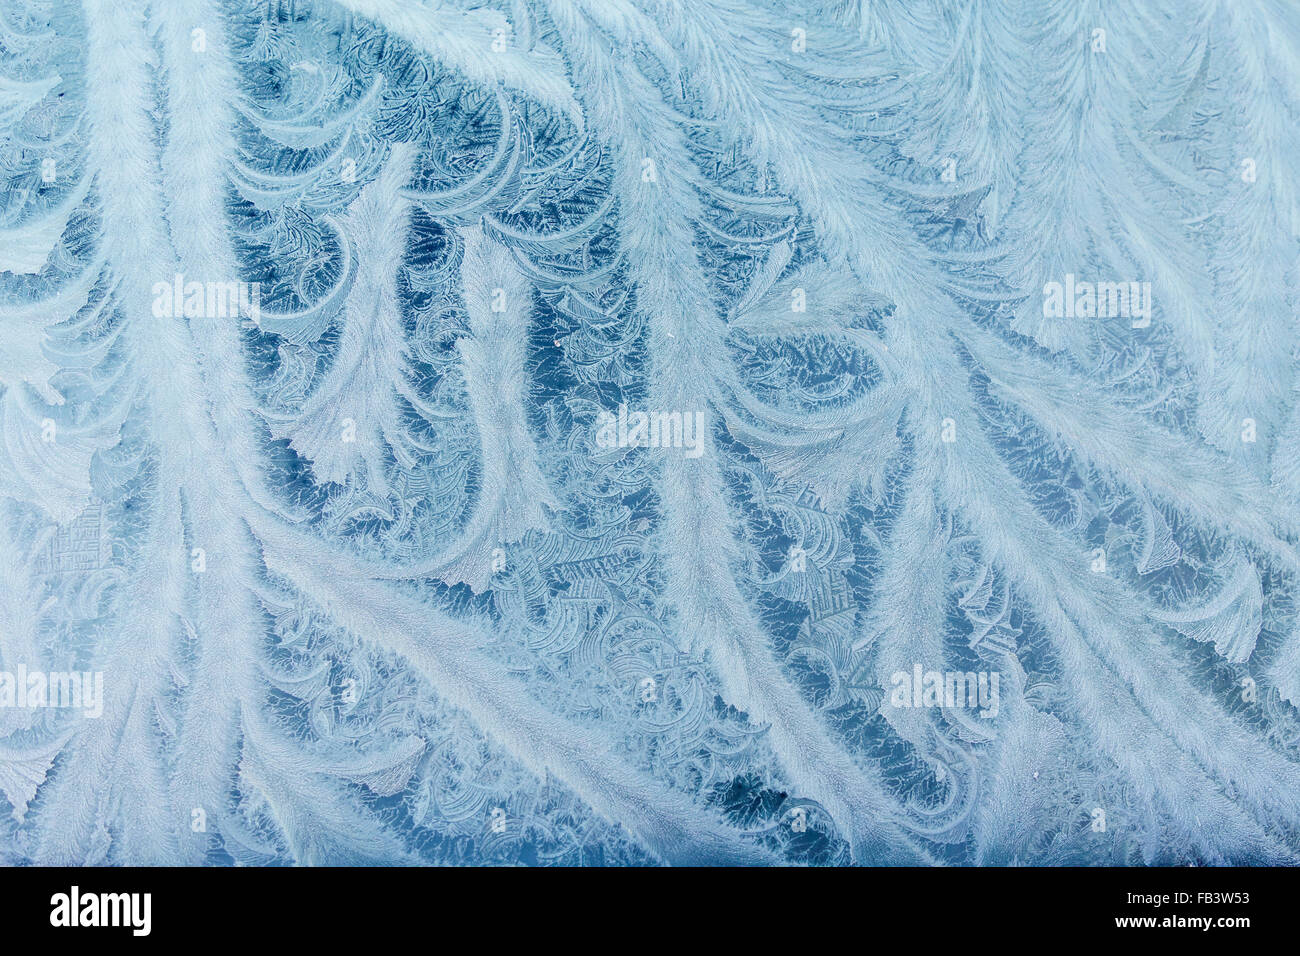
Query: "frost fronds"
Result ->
[[2, 0, 1299, 866]]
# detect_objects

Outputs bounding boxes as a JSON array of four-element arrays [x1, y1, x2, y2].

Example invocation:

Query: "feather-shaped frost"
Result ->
[[2, 0, 1300, 867]]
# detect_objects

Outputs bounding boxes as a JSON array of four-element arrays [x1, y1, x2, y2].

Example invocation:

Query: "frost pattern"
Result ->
[[1, 0, 1300, 866]]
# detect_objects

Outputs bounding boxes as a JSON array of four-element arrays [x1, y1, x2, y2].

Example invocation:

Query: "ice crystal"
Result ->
[[2, 0, 1299, 866]]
